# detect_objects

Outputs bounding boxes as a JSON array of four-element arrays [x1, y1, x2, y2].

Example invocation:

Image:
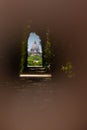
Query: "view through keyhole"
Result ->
[[27, 32, 43, 67]]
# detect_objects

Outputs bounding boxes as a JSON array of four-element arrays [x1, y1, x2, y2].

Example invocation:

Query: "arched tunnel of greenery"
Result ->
[[4, 26, 73, 80]]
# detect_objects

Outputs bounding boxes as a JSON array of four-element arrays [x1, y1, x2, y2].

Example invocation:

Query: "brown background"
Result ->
[[0, 0, 87, 130]]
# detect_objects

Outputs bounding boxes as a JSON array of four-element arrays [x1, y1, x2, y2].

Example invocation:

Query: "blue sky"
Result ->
[[27, 32, 42, 52]]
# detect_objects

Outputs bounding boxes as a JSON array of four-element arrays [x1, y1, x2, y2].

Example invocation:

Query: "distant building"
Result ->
[[30, 41, 40, 55]]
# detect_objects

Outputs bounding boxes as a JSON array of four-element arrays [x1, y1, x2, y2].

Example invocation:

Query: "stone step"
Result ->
[[24, 67, 46, 74], [24, 71, 46, 74], [19, 74, 52, 78], [28, 67, 45, 71]]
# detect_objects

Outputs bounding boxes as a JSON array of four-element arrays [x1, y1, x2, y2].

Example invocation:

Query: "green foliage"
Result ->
[[19, 25, 31, 73], [19, 41, 26, 73], [27, 55, 42, 66], [43, 40, 52, 71], [61, 62, 73, 78], [44, 41, 51, 57]]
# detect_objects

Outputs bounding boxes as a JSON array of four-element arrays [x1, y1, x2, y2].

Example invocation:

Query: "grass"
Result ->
[[27, 55, 42, 66]]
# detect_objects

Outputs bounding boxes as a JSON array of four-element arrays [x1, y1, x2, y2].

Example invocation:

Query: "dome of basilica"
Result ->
[[30, 41, 39, 52]]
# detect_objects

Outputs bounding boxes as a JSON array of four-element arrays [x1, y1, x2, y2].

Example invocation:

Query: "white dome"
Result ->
[[31, 41, 39, 51]]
